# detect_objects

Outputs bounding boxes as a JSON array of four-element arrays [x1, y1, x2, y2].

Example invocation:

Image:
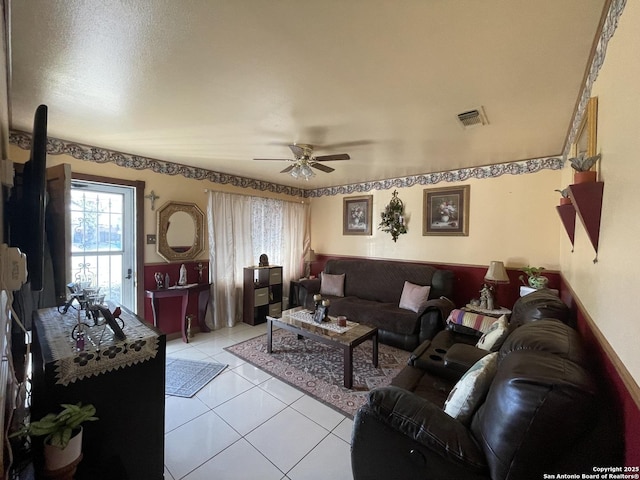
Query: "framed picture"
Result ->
[[423, 185, 470, 236], [343, 195, 373, 235], [313, 305, 328, 323], [574, 96, 598, 157]]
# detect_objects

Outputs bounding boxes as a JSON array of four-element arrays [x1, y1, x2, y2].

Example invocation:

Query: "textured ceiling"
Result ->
[[9, 0, 606, 188]]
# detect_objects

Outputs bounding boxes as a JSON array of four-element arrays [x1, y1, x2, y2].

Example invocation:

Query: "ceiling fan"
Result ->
[[253, 144, 350, 180]]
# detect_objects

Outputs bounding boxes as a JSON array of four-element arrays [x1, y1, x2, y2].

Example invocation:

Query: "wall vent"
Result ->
[[457, 107, 488, 128]]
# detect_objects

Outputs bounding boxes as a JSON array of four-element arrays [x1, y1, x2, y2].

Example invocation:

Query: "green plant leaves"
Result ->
[[568, 153, 600, 172], [9, 402, 98, 449]]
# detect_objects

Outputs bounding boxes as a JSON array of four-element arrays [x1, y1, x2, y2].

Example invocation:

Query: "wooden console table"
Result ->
[[145, 283, 211, 342]]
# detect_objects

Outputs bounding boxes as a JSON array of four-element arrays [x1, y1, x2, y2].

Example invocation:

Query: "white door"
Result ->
[[69, 181, 137, 311]]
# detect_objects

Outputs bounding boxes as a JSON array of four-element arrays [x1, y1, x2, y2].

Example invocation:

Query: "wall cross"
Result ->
[[145, 190, 160, 210]]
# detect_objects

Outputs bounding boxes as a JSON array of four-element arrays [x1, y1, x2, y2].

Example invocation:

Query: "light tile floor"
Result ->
[[163, 322, 355, 480]]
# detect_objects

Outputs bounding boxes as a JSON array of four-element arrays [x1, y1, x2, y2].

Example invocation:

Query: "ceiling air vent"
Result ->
[[457, 107, 488, 128]]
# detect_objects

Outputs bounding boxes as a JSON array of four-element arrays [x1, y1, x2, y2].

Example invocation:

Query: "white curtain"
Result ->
[[207, 191, 253, 329], [282, 201, 310, 300], [207, 191, 310, 328], [251, 197, 284, 266]]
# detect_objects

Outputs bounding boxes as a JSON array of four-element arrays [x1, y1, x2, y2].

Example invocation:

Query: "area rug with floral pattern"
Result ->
[[225, 329, 409, 418]]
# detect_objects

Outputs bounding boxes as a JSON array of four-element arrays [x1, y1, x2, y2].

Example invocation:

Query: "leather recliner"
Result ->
[[409, 288, 572, 382], [351, 291, 622, 480]]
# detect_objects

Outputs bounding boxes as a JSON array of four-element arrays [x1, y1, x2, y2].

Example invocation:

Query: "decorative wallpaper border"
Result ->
[[9, 0, 623, 199], [564, 0, 626, 155], [8, 130, 565, 198], [9, 131, 309, 198], [305, 157, 565, 197]]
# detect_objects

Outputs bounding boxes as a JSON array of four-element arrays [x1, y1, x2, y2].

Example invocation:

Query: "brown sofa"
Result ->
[[296, 258, 455, 351], [351, 290, 623, 480]]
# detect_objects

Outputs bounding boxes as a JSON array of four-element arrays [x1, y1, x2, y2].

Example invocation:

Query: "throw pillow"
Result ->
[[398, 281, 431, 313], [475, 315, 509, 351], [446, 309, 495, 334], [443, 352, 498, 425], [320, 272, 345, 297]]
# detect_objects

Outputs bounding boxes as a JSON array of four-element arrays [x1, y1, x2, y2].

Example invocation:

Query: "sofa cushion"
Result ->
[[327, 297, 419, 336], [446, 309, 495, 334], [399, 281, 431, 313], [510, 288, 571, 327], [443, 352, 498, 425], [471, 348, 596, 480], [475, 315, 509, 351], [320, 272, 345, 297], [498, 319, 588, 367]]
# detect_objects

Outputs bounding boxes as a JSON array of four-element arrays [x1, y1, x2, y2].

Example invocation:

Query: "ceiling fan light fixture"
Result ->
[[254, 143, 349, 180], [301, 163, 314, 180]]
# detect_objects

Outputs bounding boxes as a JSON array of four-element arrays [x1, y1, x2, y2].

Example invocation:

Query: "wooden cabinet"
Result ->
[[243, 266, 283, 325], [31, 305, 166, 479]]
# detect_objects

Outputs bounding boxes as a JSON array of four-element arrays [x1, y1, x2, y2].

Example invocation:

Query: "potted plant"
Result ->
[[569, 153, 600, 183], [519, 266, 549, 289], [555, 188, 572, 205], [11, 402, 98, 471]]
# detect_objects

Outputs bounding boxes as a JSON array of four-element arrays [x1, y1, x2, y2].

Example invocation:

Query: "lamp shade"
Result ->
[[484, 261, 510, 283]]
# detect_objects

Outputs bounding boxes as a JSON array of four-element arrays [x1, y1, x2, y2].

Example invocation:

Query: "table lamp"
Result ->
[[484, 261, 510, 309], [305, 249, 317, 278]]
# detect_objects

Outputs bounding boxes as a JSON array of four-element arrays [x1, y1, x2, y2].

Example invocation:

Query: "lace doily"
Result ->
[[286, 309, 355, 334], [36, 306, 161, 386]]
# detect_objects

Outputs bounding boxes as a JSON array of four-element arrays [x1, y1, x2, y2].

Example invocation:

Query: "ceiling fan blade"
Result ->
[[253, 158, 291, 161], [320, 140, 374, 149], [280, 165, 295, 173], [314, 153, 350, 161], [311, 163, 335, 173], [289, 144, 304, 157]]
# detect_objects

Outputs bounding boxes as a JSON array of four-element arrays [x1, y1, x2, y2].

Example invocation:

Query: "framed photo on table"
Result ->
[[343, 195, 373, 235], [313, 305, 328, 323], [423, 185, 470, 236]]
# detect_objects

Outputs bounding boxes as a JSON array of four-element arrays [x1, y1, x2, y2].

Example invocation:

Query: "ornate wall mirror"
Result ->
[[156, 201, 205, 262]]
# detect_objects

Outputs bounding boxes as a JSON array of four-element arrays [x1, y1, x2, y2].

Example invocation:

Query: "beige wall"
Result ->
[[310, 169, 562, 270], [8, 145, 304, 264], [560, 1, 640, 384]]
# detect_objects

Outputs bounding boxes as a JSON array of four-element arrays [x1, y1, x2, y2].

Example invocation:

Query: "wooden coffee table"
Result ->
[[266, 307, 378, 389]]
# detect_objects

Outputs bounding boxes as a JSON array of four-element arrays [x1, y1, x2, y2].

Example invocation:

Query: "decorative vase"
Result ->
[[441, 215, 449, 222], [528, 276, 549, 289], [574, 170, 597, 184], [44, 427, 83, 471], [559, 197, 572, 206]]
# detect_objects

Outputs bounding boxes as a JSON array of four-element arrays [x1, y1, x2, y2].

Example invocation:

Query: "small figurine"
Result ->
[[195, 262, 205, 282], [479, 284, 490, 309], [487, 293, 495, 311], [154, 272, 164, 289], [178, 264, 187, 285], [479, 283, 495, 310]]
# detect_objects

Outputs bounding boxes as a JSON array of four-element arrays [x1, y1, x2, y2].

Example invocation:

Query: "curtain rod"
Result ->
[[203, 188, 308, 204]]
